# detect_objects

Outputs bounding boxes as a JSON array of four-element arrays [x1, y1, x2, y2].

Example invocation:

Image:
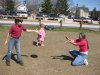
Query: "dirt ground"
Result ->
[[0, 30, 100, 75]]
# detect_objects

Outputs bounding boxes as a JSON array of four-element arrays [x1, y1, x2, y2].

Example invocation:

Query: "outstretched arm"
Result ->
[[65, 36, 74, 42], [26, 29, 35, 32], [26, 29, 38, 33], [69, 41, 77, 45], [65, 36, 77, 45]]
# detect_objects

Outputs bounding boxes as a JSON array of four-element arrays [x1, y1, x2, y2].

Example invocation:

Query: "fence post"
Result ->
[[60, 20, 63, 28], [39, 18, 41, 26], [79, 20, 83, 29]]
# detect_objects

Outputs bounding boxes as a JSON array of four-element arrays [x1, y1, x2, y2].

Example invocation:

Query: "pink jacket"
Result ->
[[37, 28, 46, 41]]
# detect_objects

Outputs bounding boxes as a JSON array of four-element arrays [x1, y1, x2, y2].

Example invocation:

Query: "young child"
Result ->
[[65, 32, 89, 66], [35, 24, 46, 46]]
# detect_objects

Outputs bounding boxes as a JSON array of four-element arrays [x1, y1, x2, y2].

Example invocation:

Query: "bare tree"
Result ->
[[14, 0, 20, 6], [26, 0, 43, 12], [0, 0, 7, 9]]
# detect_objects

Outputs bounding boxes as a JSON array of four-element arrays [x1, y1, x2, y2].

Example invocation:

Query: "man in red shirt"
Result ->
[[65, 33, 89, 66], [4, 18, 36, 66]]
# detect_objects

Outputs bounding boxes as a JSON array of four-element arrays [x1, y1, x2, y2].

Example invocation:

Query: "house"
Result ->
[[15, 4, 28, 19], [79, 7, 90, 18], [15, 4, 28, 12], [69, 6, 90, 18]]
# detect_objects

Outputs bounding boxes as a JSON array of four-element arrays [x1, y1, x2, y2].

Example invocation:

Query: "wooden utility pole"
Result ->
[[60, 20, 63, 28], [79, 20, 83, 29], [39, 18, 41, 26]]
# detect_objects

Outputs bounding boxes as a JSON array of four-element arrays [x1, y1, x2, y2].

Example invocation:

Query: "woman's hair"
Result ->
[[80, 32, 86, 39], [15, 18, 23, 24], [80, 32, 89, 49]]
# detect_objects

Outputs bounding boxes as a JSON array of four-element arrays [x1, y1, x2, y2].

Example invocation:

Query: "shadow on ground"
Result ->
[[2, 53, 28, 63], [51, 55, 74, 61], [33, 41, 41, 46], [30, 54, 38, 58]]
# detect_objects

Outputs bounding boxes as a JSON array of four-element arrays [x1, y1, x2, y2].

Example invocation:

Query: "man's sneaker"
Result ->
[[84, 59, 88, 65], [6, 60, 10, 66], [18, 61, 24, 66]]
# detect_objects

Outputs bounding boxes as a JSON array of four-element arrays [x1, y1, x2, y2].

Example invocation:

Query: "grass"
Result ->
[[0, 26, 9, 31], [26, 26, 39, 29], [0, 26, 39, 31], [0, 25, 99, 33], [26, 26, 99, 33], [53, 27, 99, 33]]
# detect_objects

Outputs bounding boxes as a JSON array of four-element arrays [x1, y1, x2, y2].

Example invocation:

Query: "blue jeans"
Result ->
[[69, 50, 87, 66], [6, 38, 22, 62]]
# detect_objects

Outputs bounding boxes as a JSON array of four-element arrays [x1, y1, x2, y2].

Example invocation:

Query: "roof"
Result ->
[[78, 7, 89, 12], [70, 6, 89, 12]]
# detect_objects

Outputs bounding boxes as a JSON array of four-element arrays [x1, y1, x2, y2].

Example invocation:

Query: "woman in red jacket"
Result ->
[[65, 33, 89, 66]]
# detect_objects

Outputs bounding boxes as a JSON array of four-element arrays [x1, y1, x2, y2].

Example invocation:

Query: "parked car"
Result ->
[[36, 12, 46, 20], [47, 13, 59, 20], [92, 17, 99, 21], [73, 18, 92, 23], [44, 25, 55, 30], [59, 14, 65, 18]]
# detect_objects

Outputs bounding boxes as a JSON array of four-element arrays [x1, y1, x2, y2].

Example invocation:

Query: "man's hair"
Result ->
[[15, 18, 23, 24]]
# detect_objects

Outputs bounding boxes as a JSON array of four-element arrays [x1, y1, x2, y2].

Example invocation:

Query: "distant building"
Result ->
[[79, 7, 90, 18], [16, 4, 28, 11], [15, 4, 28, 18], [70, 6, 90, 18]]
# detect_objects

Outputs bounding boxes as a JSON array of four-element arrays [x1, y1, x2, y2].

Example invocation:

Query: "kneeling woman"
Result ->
[[65, 33, 89, 66]]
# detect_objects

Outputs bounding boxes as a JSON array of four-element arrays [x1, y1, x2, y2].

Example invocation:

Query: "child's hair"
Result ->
[[40, 24, 44, 28], [15, 18, 23, 24], [80, 32, 89, 49]]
